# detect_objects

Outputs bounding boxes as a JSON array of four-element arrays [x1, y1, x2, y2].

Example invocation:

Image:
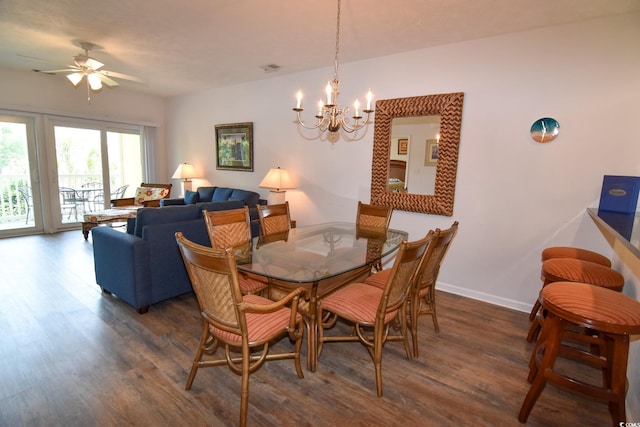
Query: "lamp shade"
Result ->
[[172, 163, 197, 180], [259, 167, 295, 191]]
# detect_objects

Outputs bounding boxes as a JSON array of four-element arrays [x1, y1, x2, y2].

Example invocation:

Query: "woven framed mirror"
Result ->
[[370, 92, 464, 216]]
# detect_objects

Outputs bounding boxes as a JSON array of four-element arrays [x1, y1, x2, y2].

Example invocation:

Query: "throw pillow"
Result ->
[[212, 187, 233, 201], [134, 186, 170, 205], [184, 189, 199, 204], [198, 187, 216, 201], [230, 189, 259, 206]]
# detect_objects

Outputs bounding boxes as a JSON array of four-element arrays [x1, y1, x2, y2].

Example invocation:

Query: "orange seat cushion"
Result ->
[[321, 283, 396, 324], [541, 258, 624, 291], [541, 246, 611, 267], [210, 294, 296, 344], [363, 269, 391, 289], [541, 282, 640, 334]]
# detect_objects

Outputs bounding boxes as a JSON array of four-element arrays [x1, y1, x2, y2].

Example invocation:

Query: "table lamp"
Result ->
[[172, 162, 198, 196], [259, 167, 295, 204]]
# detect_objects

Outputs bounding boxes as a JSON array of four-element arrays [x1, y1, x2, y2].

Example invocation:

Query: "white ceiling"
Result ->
[[1, 0, 638, 98]]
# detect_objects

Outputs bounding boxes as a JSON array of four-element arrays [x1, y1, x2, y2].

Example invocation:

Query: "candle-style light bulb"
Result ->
[[325, 82, 332, 105], [296, 90, 303, 109], [317, 100, 324, 116], [366, 90, 373, 110], [354, 99, 360, 117]]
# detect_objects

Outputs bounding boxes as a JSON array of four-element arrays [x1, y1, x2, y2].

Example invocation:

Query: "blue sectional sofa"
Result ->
[[92, 187, 266, 313]]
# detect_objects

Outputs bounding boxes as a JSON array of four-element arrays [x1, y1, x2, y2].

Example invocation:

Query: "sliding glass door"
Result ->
[[0, 114, 42, 237], [47, 118, 143, 232]]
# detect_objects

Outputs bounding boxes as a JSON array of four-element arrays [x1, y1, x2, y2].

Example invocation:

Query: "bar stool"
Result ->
[[519, 281, 640, 425], [541, 246, 611, 267], [526, 258, 625, 342]]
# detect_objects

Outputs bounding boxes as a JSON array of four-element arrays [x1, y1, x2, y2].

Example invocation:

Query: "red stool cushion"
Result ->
[[541, 246, 611, 267], [541, 258, 624, 291]]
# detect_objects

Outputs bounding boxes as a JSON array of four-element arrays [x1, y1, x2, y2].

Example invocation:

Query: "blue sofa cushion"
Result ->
[[212, 187, 233, 201], [134, 205, 200, 237], [230, 189, 260, 207], [197, 200, 244, 216], [198, 187, 216, 202], [184, 189, 199, 204]]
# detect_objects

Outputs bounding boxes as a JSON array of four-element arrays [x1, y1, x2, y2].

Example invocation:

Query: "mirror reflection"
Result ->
[[389, 115, 441, 195]]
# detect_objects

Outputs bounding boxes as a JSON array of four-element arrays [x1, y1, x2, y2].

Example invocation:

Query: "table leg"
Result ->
[[82, 222, 96, 240], [306, 284, 319, 372]]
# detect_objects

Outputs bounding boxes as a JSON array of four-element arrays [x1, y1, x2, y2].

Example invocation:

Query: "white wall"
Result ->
[[166, 13, 640, 417]]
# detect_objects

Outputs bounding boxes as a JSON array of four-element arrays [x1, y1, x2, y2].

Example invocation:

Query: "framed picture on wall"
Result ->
[[215, 122, 254, 171], [425, 139, 439, 166], [397, 138, 408, 155]]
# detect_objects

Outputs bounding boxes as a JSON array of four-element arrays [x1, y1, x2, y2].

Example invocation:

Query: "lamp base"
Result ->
[[180, 180, 193, 197], [268, 190, 286, 205]]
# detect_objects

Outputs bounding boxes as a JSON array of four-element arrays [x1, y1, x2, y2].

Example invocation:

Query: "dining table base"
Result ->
[[267, 264, 372, 372]]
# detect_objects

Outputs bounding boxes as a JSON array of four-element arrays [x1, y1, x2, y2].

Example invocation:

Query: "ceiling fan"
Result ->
[[40, 41, 143, 101]]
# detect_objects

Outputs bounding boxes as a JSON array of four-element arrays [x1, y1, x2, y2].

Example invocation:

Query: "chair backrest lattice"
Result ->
[[357, 201, 392, 231], [415, 221, 459, 293], [380, 232, 433, 316], [258, 202, 291, 236], [204, 207, 253, 263]]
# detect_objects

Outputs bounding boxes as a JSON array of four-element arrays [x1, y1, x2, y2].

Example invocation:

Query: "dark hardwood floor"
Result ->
[[0, 231, 612, 426]]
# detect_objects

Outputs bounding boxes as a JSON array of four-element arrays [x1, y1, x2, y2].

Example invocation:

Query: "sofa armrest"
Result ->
[[91, 227, 152, 310], [160, 198, 186, 207]]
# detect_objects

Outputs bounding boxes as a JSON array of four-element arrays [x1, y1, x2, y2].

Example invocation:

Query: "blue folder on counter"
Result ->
[[598, 175, 640, 213]]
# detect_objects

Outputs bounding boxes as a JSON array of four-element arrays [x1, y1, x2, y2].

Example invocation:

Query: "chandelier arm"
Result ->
[[294, 110, 327, 131], [339, 111, 373, 133]]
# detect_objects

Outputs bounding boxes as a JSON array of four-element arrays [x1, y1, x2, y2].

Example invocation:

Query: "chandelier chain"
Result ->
[[292, 0, 373, 135], [334, 0, 341, 82]]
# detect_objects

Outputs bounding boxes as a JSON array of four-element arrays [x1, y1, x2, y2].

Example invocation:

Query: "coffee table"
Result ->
[[82, 208, 139, 239]]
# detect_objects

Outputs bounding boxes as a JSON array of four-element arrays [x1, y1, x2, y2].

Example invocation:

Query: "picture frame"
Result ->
[[215, 122, 254, 171], [425, 139, 439, 166], [397, 138, 408, 155]]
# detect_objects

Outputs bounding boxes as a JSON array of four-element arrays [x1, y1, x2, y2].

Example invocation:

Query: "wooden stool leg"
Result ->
[[606, 334, 629, 424], [528, 299, 540, 321], [519, 314, 564, 423], [526, 307, 545, 343]]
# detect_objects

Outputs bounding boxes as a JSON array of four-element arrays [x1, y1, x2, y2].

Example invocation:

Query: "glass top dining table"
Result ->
[[237, 222, 408, 371]]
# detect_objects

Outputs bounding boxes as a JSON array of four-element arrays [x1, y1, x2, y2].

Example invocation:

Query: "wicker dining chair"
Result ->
[[356, 202, 392, 271], [175, 232, 305, 427], [257, 201, 291, 236], [356, 201, 392, 231], [203, 206, 268, 295], [317, 232, 432, 397], [364, 221, 459, 357]]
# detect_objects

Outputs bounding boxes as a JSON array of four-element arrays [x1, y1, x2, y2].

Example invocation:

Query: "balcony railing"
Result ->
[[0, 174, 102, 225]]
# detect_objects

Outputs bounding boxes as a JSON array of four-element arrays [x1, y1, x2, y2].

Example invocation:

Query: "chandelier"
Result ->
[[293, 0, 373, 134]]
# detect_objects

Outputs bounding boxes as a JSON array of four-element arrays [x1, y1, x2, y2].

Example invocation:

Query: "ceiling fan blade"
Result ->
[[17, 53, 62, 64], [96, 73, 119, 87], [37, 68, 77, 74], [100, 69, 144, 83], [85, 57, 103, 70]]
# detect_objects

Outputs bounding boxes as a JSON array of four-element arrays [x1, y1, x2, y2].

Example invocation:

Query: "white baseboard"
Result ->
[[438, 282, 533, 313]]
